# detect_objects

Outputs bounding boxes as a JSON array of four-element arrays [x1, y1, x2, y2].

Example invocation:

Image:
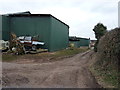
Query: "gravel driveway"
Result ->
[[2, 50, 101, 88]]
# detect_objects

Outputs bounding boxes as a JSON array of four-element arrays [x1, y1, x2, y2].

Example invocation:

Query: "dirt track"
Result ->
[[2, 50, 101, 88]]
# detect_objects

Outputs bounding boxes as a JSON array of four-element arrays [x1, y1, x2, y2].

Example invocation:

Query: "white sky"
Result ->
[[0, 0, 119, 40]]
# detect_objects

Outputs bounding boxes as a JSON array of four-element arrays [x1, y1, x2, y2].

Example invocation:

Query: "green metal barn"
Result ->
[[0, 12, 69, 52], [69, 36, 90, 48]]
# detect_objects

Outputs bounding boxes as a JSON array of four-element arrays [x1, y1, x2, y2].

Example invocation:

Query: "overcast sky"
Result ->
[[0, 0, 119, 40]]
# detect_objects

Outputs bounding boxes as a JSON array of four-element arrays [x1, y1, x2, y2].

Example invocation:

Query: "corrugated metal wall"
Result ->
[[79, 38, 90, 46], [1, 15, 69, 52], [69, 38, 90, 48], [10, 16, 51, 50], [2, 16, 10, 40], [50, 17, 69, 52]]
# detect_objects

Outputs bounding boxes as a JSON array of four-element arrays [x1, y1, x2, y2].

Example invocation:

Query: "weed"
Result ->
[[2, 47, 89, 62]]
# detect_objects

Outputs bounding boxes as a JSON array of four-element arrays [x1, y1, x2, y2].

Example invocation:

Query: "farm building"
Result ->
[[69, 36, 90, 48], [0, 11, 69, 52]]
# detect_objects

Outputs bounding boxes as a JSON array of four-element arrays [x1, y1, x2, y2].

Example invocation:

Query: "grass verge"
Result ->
[[89, 54, 118, 88], [90, 66, 118, 88], [2, 54, 22, 62], [2, 47, 89, 62]]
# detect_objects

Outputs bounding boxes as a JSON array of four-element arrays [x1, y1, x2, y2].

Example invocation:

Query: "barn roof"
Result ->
[[3, 11, 69, 28], [69, 36, 90, 41]]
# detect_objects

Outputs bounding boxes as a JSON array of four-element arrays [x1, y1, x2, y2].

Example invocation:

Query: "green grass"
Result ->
[[90, 64, 118, 88], [2, 54, 22, 62], [2, 47, 89, 62], [53, 47, 88, 57]]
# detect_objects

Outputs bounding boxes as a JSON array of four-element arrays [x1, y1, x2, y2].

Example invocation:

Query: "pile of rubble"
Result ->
[[1, 33, 47, 55]]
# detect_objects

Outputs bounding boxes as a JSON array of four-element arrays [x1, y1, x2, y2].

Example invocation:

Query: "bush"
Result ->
[[97, 28, 120, 68], [93, 23, 107, 52], [95, 28, 120, 87]]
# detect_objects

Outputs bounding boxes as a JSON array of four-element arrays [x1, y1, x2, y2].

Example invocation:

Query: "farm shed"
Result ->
[[69, 36, 80, 48], [1, 11, 69, 52], [69, 36, 90, 48]]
